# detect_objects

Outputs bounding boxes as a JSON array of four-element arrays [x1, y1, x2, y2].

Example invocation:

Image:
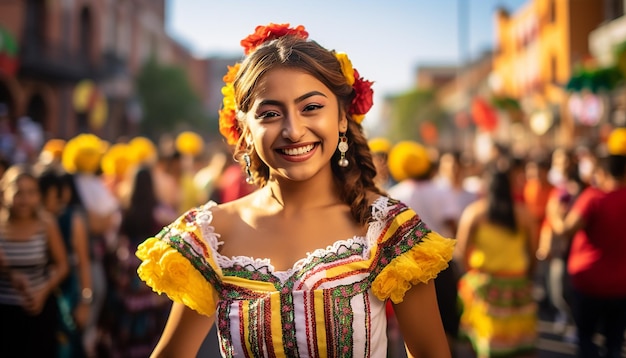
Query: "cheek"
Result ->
[[248, 125, 272, 153]]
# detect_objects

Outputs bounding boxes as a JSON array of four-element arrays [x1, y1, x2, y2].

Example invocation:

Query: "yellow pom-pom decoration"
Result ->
[[129, 136, 157, 165], [175, 131, 204, 156], [101, 143, 136, 179], [368, 137, 391, 154], [62, 134, 108, 174], [387, 141, 431, 182], [607, 127, 626, 156]]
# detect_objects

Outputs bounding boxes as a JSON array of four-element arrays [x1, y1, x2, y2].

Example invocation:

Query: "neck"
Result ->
[[604, 176, 626, 191], [262, 176, 342, 214]]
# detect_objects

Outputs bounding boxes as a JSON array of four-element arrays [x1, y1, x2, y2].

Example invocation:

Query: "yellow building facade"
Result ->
[[492, 0, 603, 146]]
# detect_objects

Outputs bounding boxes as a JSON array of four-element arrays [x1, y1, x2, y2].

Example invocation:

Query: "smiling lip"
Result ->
[[276, 143, 318, 162]]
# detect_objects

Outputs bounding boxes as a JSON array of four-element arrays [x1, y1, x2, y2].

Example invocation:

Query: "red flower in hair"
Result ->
[[241, 23, 309, 55], [349, 69, 374, 123]]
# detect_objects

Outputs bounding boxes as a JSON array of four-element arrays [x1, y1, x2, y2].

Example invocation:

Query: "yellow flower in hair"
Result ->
[[335, 53, 355, 86], [607, 127, 626, 156], [175, 131, 204, 156], [387, 141, 431, 182], [62, 134, 108, 174]]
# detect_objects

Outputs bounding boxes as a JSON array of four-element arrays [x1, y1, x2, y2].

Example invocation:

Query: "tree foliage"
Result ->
[[135, 59, 210, 137], [386, 89, 445, 143]]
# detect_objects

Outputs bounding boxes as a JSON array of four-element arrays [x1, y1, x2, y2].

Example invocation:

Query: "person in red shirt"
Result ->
[[551, 151, 626, 358]]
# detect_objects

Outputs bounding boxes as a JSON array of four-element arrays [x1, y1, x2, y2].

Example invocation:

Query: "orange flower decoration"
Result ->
[[218, 63, 242, 145], [241, 23, 309, 55], [218, 23, 375, 145]]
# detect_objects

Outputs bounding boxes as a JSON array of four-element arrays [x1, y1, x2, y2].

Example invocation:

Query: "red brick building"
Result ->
[[0, 0, 208, 141]]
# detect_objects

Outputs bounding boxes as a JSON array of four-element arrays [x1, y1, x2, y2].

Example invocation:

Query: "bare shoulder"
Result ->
[[463, 199, 486, 219], [39, 210, 57, 229], [205, 196, 254, 244]]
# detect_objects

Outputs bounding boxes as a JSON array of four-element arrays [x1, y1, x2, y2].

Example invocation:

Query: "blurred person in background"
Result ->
[[61, 134, 121, 357], [193, 142, 229, 205], [174, 131, 205, 213], [104, 164, 173, 357], [523, 152, 554, 312], [523, 153, 554, 230], [455, 160, 539, 358], [0, 103, 15, 161], [387, 141, 461, 357], [39, 169, 92, 358], [539, 152, 585, 342], [0, 164, 69, 357], [550, 128, 626, 358], [12, 116, 44, 165], [368, 137, 393, 191], [434, 150, 479, 238]]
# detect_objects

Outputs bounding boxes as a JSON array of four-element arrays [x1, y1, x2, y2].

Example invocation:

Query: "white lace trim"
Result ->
[[187, 196, 393, 283]]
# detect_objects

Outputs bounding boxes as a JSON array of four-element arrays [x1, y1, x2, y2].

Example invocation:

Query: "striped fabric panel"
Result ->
[[0, 233, 49, 305]]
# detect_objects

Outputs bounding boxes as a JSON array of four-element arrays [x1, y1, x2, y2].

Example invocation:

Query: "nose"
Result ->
[[281, 113, 306, 142]]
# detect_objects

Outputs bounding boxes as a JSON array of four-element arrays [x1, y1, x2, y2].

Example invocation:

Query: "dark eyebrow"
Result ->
[[258, 91, 327, 107]]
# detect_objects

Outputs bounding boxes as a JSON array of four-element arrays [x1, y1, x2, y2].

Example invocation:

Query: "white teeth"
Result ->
[[281, 144, 314, 156]]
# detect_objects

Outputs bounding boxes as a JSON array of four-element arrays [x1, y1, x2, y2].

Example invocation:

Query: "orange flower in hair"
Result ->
[[218, 63, 242, 146], [218, 23, 375, 145], [241, 23, 309, 55]]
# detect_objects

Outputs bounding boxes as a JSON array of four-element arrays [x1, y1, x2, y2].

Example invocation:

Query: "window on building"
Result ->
[[604, 0, 624, 21], [550, 55, 557, 84], [79, 7, 93, 63], [26, 94, 47, 128], [25, 0, 46, 49], [549, 0, 556, 23]]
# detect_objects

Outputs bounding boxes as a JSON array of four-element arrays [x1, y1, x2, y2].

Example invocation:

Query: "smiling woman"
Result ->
[[136, 23, 455, 358]]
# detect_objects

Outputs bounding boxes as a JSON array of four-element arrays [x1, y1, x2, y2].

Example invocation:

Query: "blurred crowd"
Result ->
[[372, 127, 626, 358], [0, 121, 251, 357], [0, 115, 624, 358]]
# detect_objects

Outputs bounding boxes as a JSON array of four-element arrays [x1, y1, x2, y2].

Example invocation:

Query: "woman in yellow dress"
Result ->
[[136, 23, 455, 358], [455, 162, 539, 357]]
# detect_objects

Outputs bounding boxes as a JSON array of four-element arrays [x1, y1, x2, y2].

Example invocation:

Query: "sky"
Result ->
[[165, 0, 528, 127]]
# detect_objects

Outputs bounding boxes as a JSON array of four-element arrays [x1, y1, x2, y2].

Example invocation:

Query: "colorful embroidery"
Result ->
[[139, 196, 453, 357]]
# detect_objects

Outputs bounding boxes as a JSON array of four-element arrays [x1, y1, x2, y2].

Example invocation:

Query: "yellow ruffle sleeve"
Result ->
[[371, 231, 455, 304], [136, 237, 218, 317]]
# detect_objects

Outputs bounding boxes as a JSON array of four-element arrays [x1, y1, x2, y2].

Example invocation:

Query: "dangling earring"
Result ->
[[242, 153, 254, 184], [337, 133, 349, 167]]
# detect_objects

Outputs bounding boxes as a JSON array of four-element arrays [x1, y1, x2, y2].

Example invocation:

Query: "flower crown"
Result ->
[[218, 23, 374, 146]]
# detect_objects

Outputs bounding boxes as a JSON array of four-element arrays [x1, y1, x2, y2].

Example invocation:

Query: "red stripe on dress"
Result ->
[[310, 267, 370, 291], [296, 255, 364, 291], [262, 297, 276, 357], [239, 301, 252, 358], [323, 290, 335, 357], [305, 291, 320, 358]]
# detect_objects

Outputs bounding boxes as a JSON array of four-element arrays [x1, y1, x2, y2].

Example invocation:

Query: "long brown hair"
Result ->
[[232, 35, 383, 224]]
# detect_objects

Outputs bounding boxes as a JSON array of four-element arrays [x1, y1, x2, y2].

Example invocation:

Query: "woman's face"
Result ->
[[42, 185, 61, 214], [5, 176, 40, 219], [245, 68, 346, 183]]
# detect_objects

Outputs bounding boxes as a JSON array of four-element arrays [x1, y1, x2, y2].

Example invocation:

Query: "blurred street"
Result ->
[[1, 0, 626, 357]]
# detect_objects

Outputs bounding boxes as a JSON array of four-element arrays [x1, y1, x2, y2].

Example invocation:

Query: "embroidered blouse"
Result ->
[[136, 196, 454, 358]]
